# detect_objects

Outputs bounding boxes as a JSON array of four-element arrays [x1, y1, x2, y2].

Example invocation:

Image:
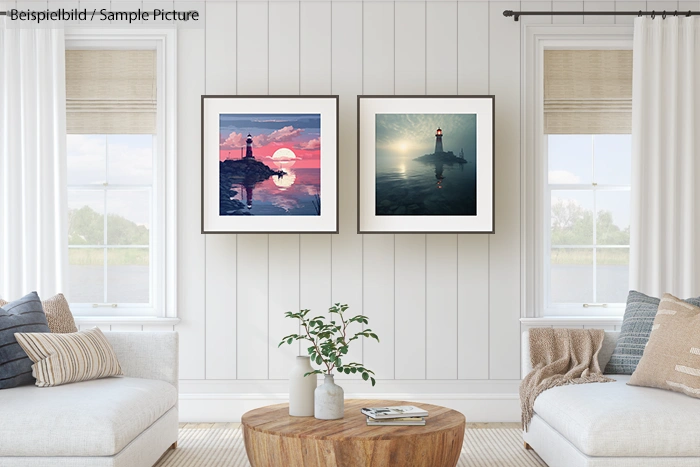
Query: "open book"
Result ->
[[361, 405, 428, 420]]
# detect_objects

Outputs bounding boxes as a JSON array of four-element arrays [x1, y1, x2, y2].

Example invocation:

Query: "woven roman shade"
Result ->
[[66, 50, 156, 134], [544, 50, 632, 134]]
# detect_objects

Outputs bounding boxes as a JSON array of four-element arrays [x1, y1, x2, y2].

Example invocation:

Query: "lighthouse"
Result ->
[[245, 133, 254, 159], [435, 128, 444, 153]]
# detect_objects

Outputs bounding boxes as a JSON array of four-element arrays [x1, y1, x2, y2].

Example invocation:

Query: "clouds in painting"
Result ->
[[375, 113, 476, 160], [219, 114, 321, 169]]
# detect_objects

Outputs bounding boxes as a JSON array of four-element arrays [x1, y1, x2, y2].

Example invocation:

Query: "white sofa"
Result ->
[[0, 332, 179, 467], [522, 330, 700, 467]]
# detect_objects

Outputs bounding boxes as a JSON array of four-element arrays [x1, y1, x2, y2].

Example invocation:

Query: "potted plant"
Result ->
[[279, 303, 379, 420]]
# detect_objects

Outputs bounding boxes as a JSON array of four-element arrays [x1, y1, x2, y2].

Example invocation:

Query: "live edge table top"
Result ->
[[241, 399, 465, 440]]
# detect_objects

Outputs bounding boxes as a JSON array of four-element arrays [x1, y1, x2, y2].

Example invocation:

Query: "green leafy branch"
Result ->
[[278, 303, 380, 386]]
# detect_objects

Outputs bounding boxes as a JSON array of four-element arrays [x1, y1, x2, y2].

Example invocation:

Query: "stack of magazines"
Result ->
[[361, 405, 428, 426]]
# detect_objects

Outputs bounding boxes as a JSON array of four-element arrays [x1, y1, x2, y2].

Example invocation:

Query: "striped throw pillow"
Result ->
[[0, 292, 51, 389], [629, 294, 700, 399], [1, 294, 77, 334], [15, 327, 123, 387]]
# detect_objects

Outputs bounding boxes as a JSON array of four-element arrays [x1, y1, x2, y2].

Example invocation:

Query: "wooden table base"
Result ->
[[242, 400, 465, 467]]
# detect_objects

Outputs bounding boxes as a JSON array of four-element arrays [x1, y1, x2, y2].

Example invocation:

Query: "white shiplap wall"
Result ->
[[83, 0, 692, 422]]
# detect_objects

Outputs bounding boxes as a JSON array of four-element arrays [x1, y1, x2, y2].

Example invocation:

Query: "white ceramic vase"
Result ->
[[314, 374, 344, 420], [289, 356, 316, 417]]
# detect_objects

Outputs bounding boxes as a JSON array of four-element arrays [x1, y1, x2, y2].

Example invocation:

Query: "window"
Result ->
[[521, 35, 635, 317], [546, 134, 631, 313], [65, 31, 176, 318]]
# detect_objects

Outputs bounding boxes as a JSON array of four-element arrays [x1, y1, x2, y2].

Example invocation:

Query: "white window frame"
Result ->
[[521, 25, 633, 319], [65, 29, 178, 321]]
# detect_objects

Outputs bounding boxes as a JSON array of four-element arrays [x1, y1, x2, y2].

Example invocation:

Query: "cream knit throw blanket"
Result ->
[[520, 328, 615, 431]]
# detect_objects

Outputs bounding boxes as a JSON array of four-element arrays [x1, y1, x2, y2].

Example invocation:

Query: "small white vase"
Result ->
[[314, 374, 344, 420], [289, 356, 317, 417]]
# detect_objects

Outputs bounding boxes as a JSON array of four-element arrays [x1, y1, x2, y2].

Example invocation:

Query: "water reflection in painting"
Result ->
[[219, 114, 321, 216], [375, 114, 477, 216]]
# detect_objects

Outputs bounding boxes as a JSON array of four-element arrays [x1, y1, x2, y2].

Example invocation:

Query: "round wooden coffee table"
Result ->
[[241, 399, 465, 467]]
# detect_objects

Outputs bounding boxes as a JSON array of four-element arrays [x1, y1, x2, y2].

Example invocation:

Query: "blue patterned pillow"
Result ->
[[0, 292, 50, 389], [605, 291, 700, 374]]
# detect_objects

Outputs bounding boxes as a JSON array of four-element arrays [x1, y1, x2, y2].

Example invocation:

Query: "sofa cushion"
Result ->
[[0, 377, 177, 456], [533, 374, 700, 457]]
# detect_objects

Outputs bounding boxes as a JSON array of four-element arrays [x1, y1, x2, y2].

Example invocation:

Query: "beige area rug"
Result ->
[[156, 424, 547, 467]]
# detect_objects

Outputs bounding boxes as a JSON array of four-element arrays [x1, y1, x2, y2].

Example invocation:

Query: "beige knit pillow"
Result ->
[[0, 294, 77, 333], [629, 293, 700, 398], [14, 327, 123, 387]]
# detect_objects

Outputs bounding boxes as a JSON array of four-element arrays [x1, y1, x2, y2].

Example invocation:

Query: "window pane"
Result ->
[[106, 191, 150, 245], [68, 190, 104, 245], [594, 135, 631, 185], [550, 248, 593, 304], [67, 135, 106, 185], [548, 135, 592, 184], [596, 248, 630, 303], [107, 135, 154, 185], [68, 248, 104, 303], [107, 248, 149, 304], [551, 190, 594, 245], [596, 190, 630, 246]]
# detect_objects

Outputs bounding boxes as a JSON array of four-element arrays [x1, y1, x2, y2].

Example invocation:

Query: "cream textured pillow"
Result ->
[[0, 294, 77, 333], [14, 327, 123, 387], [629, 293, 700, 398]]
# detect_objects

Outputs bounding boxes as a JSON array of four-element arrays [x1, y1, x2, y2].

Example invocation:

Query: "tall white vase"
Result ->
[[288, 356, 316, 417], [314, 374, 344, 420]]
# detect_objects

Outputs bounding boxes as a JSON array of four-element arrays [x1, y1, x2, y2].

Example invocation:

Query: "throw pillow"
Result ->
[[15, 327, 123, 387], [628, 294, 700, 398], [41, 294, 78, 333], [604, 291, 700, 374], [0, 292, 51, 389], [1, 294, 77, 334]]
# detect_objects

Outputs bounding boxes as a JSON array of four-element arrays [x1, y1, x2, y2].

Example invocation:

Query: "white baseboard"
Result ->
[[178, 392, 521, 423]]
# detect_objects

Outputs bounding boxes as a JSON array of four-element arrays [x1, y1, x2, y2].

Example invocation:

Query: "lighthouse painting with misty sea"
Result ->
[[218, 114, 322, 216], [375, 114, 477, 216]]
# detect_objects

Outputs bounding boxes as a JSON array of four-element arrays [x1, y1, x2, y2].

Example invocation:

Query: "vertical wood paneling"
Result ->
[[488, 1, 521, 380], [426, 235, 458, 379], [301, 2, 332, 95], [268, 1, 303, 379], [394, 2, 426, 94], [394, 236, 426, 379], [268, 235, 300, 379], [362, 1, 397, 381], [205, 2, 238, 381], [553, 1, 584, 24], [176, 6, 206, 379], [615, 1, 647, 24], [425, 2, 458, 380], [584, 1, 615, 24], [331, 2, 369, 380], [269, 2, 300, 95], [236, 235, 269, 379], [236, 2, 271, 380], [427, 2, 458, 95], [237, 2, 269, 95], [457, 1, 490, 381]]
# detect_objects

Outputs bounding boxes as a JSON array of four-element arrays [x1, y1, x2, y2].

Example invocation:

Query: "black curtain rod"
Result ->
[[504, 9, 700, 21]]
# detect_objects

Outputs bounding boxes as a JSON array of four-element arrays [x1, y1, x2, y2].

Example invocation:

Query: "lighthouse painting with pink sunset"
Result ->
[[218, 113, 321, 216]]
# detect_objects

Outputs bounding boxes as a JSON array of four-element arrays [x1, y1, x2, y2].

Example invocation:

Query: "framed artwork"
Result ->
[[201, 95, 338, 233], [357, 95, 495, 233]]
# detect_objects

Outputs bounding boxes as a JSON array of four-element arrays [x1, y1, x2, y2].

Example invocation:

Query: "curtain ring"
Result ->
[[687, 10, 692, 17], [674, 10, 678, 17], [651, 10, 656, 19], [638, 10, 643, 17], [662, 11, 667, 19]]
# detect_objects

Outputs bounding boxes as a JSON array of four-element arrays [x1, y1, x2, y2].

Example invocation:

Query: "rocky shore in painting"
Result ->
[[220, 158, 286, 215], [414, 151, 467, 165]]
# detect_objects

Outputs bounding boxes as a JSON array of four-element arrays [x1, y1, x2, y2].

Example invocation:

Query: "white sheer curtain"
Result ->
[[0, 25, 68, 300], [630, 17, 700, 297]]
